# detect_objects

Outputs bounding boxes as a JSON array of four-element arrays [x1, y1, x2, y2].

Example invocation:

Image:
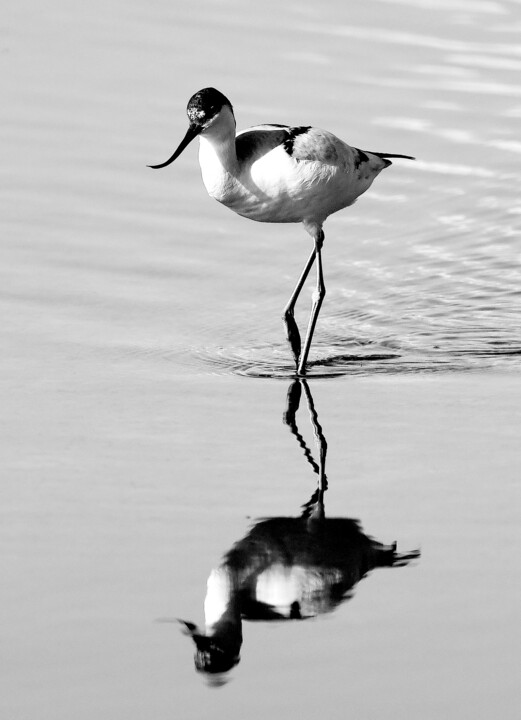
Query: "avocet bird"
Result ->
[[149, 88, 414, 375]]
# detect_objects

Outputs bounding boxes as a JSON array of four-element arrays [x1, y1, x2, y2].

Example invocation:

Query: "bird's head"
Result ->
[[148, 87, 234, 169], [179, 619, 240, 675]]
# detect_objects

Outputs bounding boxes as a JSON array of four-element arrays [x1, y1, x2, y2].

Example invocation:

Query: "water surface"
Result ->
[[2, 1, 521, 718]]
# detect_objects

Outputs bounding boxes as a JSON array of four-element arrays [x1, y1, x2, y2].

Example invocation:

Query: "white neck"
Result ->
[[198, 105, 239, 176], [204, 567, 237, 632]]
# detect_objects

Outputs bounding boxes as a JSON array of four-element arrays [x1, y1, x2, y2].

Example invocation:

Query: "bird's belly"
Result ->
[[227, 190, 307, 224], [225, 172, 354, 225], [254, 563, 343, 617], [201, 144, 361, 224]]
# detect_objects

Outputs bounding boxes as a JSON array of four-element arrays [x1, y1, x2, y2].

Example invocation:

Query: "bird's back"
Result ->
[[227, 124, 390, 225]]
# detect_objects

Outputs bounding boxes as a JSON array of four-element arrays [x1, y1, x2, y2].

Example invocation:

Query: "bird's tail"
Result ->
[[370, 152, 416, 160]]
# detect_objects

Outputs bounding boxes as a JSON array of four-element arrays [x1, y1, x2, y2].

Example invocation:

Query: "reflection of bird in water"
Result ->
[[149, 88, 414, 375], [180, 380, 420, 675]]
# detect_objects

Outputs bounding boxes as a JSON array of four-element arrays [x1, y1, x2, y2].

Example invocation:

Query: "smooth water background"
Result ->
[[2, 0, 521, 718]]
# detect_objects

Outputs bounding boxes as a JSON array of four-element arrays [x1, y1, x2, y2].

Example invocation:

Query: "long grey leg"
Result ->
[[282, 247, 317, 370], [297, 229, 326, 375]]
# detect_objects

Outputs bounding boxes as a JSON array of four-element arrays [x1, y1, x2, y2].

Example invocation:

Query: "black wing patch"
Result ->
[[283, 126, 312, 156], [236, 127, 288, 162], [235, 125, 317, 163]]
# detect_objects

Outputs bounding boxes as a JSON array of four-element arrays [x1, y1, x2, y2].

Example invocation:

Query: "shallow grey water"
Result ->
[[2, 0, 521, 718]]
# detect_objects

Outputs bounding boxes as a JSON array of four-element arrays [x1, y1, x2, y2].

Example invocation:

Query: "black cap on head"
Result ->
[[187, 87, 233, 127]]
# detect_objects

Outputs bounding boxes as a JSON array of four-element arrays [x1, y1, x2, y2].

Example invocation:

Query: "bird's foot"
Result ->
[[296, 360, 308, 376]]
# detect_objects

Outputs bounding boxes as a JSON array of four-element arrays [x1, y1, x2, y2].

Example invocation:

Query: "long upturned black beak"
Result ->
[[147, 124, 201, 169]]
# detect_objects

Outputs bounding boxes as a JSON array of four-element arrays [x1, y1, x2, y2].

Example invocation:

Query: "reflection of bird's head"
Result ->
[[193, 635, 240, 674], [179, 620, 241, 675]]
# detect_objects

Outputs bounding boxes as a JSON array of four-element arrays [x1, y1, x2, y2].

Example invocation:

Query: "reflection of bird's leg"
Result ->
[[283, 380, 320, 477], [301, 380, 327, 494], [282, 379, 302, 427], [283, 379, 328, 523], [283, 248, 316, 371]]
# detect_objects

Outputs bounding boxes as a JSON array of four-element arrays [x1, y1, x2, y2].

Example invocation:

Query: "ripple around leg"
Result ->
[[193, 343, 430, 378], [191, 337, 521, 378]]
